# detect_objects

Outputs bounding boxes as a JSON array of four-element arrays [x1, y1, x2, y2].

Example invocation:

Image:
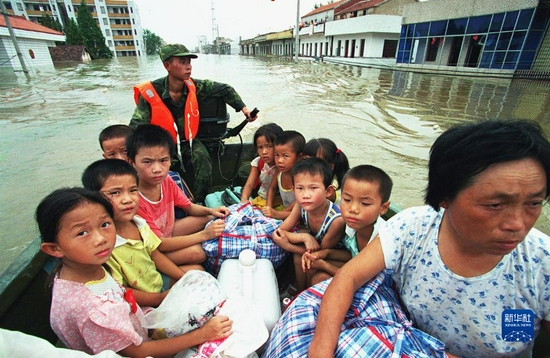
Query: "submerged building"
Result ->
[[396, 0, 550, 78], [1, 0, 144, 57], [240, 0, 550, 79]]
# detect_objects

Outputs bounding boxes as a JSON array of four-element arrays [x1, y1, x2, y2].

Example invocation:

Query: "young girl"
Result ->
[[240, 123, 283, 208], [37, 188, 232, 357], [302, 138, 349, 205]]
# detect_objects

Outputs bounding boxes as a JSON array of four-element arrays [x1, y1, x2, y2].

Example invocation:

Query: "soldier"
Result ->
[[130, 43, 257, 202]]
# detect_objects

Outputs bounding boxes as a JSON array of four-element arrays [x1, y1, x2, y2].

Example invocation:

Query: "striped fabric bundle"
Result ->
[[202, 202, 289, 276], [263, 271, 446, 358]]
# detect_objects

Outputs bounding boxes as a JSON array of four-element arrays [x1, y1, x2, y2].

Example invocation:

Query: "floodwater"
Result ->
[[2, 54, 550, 275]]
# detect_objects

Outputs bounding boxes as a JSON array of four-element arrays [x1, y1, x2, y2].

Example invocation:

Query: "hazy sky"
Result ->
[[132, 0, 321, 47]]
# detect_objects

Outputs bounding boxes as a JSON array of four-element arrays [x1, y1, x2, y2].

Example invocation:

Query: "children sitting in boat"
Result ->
[[36, 187, 232, 356], [99, 124, 194, 207], [82, 159, 198, 306], [302, 138, 350, 206], [240, 123, 283, 208], [262, 130, 305, 220], [273, 157, 345, 296], [302, 165, 392, 285], [126, 124, 228, 265]]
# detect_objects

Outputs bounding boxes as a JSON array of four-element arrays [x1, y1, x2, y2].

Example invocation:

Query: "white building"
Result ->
[[0, 14, 64, 71], [2, 0, 144, 57]]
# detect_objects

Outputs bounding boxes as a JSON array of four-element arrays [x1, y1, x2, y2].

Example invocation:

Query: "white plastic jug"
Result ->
[[217, 249, 282, 333]]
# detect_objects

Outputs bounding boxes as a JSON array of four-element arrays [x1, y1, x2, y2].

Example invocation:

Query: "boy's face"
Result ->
[[131, 146, 171, 187], [100, 174, 139, 223], [102, 137, 129, 161], [340, 178, 389, 232], [293, 172, 330, 212], [274, 143, 301, 173]]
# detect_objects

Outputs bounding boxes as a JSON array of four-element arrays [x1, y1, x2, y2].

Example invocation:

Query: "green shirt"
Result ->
[[130, 76, 246, 137]]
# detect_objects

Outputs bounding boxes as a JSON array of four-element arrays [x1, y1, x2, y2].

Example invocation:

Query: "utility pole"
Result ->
[[211, 0, 217, 54], [294, 0, 300, 63], [0, 1, 31, 79]]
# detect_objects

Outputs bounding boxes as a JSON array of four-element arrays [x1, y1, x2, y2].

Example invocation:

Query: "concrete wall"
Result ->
[[325, 14, 401, 36], [0, 37, 56, 70], [402, 0, 539, 24]]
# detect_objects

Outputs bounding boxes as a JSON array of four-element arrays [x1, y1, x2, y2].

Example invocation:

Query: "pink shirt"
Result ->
[[50, 276, 147, 354], [137, 176, 192, 238]]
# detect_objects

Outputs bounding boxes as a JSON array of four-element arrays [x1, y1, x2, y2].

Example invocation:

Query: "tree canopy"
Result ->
[[39, 14, 63, 32], [65, 18, 83, 46], [76, 0, 112, 59], [143, 29, 164, 55]]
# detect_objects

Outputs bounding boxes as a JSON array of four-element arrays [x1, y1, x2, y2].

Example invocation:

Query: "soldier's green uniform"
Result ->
[[130, 74, 246, 202]]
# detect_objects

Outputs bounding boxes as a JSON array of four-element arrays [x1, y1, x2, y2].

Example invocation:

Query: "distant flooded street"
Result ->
[[2, 54, 550, 274]]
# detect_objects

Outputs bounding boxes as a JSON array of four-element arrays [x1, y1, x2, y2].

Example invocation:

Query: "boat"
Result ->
[[0, 121, 548, 357]]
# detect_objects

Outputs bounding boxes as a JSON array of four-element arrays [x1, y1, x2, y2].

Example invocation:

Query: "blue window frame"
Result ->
[[496, 32, 512, 50], [429, 20, 447, 36], [466, 15, 490, 34], [447, 18, 467, 35], [502, 11, 518, 31], [516, 8, 534, 30], [490, 13, 504, 32], [415, 22, 429, 36], [508, 31, 526, 51]]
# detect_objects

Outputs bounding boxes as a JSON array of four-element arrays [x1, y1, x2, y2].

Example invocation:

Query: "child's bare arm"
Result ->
[[272, 229, 313, 255], [278, 204, 301, 231], [158, 220, 225, 252], [150, 249, 184, 281], [185, 203, 229, 218], [240, 166, 260, 203], [309, 236, 386, 357], [131, 288, 168, 307], [265, 169, 279, 208], [319, 216, 346, 250], [119, 315, 233, 357]]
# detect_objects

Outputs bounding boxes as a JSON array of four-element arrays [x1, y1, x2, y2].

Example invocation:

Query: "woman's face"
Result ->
[[441, 157, 546, 257]]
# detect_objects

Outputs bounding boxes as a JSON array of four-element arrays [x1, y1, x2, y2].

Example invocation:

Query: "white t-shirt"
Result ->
[[379, 206, 550, 358], [250, 156, 276, 199]]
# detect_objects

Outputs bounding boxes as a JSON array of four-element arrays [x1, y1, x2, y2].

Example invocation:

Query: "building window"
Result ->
[[108, 40, 113, 46], [130, 7, 133, 13], [383, 39, 398, 58], [425, 37, 441, 61], [68, 5, 72, 12], [103, 18, 108, 25], [105, 29, 110, 36], [29, 49, 35, 59], [17, 3, 23, 11], [132, 18, 135, 24], [100, 6, 105, 14]]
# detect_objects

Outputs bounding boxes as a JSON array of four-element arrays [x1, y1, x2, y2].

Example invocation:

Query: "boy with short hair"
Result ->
[[82, 159, 199, 307], [262, 130, 306, 220], [126, 124, 228, 265], [99, 124, 134, 160], [302, 165, 392, 285], [273, 157, 345, 295]]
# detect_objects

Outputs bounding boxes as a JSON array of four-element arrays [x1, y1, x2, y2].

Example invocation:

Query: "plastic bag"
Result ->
[[141, 270, 225, 337], [196, 296, 268, 358]]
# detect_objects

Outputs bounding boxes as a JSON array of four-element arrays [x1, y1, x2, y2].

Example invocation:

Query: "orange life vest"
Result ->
[[133, 79, 200, 143]]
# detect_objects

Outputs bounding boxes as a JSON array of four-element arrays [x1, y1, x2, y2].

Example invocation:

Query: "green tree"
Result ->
[[39, 14, 63, 32], [76, 0, 112, 59], [65, 18, 83, 45], [143, 29, 163, 55]]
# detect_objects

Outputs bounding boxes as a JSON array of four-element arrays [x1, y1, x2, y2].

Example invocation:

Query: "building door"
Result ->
[[464, 35, 483, 67], [382, 40, 398, 58], [447, 36, 463, 66], [359, 39, 365, 57], [350, 39, 356, 58], [345, 40, 349, 57], [337, 40, 341, 56]]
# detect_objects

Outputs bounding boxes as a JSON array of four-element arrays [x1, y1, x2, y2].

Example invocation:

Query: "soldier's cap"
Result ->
[[159, 44, 198, 62]]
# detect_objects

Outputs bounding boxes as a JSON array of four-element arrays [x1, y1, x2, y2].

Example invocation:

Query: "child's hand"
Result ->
[[304, 236, 320, 253], [302, 251, 313, 272], [261, 206, 274, 217], [211, 206, 229, 218], [272, 228, 288, 248], [204, 220, 225, 239], [201, 315, 233, 341]]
